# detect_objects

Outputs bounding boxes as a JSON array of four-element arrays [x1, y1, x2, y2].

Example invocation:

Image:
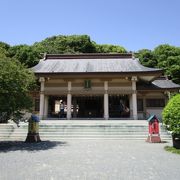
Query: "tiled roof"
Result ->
[[152, 79, 180, 89], [32, 54, 162, 74], [137, 77, 180, 90]]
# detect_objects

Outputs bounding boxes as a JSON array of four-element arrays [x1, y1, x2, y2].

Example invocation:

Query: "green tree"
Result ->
[[0, 41, 10, 58], [33, 35, 127, 54], [136, 45, 180, 84], [95, 44, 126, 53], [33, 35, 97, 54], [0, 57, 35, 123], [154, 44, 180, 84], [136, 49, 157, 67], [8, 45, 40, 68]]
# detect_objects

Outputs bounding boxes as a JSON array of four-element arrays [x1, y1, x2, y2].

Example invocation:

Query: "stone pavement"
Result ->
[[0, 140, 180, 180]]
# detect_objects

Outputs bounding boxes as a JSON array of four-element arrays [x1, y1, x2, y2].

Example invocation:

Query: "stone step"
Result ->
[[1, 124, 150, 127], [1, 132, 149, 136], [0, 120, 171, 141], [0, 131, 170, 135], [0, 132, 171, 138], [0, 129, 169, 135], [0, 130, 171, 134]]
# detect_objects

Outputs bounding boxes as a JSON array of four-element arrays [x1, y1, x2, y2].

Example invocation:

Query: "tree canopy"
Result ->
[[0, 41, 10, 58], [0, 57, 35, 123], [136, 44, 180, 84], [8, 45, 40, 68], [94, 44, 126, 53], [33, 35, 97, 54], [33, 35, 127, 55]]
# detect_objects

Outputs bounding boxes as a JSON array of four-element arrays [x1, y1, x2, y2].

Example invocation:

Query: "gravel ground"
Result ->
[[0, 140, 180, 180]]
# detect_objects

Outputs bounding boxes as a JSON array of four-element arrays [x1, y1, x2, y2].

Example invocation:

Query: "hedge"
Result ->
[[162, 94, 180, 135]]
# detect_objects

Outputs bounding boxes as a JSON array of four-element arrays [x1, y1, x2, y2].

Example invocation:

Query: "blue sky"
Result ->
[[0, 0, 180, 51]]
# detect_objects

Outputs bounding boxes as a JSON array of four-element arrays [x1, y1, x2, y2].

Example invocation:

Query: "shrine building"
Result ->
[[31, 53, 180, 120]]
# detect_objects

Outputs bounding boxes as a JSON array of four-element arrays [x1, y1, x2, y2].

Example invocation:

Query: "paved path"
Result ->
[[0, 140, 180, 180]]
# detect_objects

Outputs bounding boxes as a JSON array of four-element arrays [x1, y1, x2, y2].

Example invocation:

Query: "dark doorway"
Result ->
[[109, 95, 130, 118], [75, 96, 103, 118], [48, 96, 67, 118]]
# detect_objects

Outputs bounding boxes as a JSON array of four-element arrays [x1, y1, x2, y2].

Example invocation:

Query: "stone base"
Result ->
[[146, 135, 161, 143], [25, 133, 41, 143]]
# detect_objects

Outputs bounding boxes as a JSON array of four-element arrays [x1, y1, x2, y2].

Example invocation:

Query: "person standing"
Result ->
[[59, 100, 65, 118]]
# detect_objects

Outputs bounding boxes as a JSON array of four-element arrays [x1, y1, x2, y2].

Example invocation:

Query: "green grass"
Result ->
[[164, 146, 180, 155]]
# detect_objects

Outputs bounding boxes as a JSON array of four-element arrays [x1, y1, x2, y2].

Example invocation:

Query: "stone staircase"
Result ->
[[0, 120, 171, 141]]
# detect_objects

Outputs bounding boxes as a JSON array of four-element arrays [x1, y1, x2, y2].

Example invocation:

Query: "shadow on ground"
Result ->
[[0, 141, 67, 153]]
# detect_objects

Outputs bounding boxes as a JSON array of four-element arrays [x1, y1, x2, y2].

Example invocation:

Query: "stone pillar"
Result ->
[[39, 77, 45, 120], [67, 81, 72, 119], [44, 96, 49, 119], [131, 76, 138, 120], [104, 81, 109, 120]]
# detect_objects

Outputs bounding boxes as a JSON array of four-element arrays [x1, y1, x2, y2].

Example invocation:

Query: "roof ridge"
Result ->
[[42, 53, 133, 60]]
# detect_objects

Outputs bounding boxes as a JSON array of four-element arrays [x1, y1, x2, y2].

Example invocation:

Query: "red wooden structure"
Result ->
[[146, 115, 161, 143]]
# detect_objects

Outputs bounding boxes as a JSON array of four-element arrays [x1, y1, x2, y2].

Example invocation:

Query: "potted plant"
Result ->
[[162, 94, 180, 149]]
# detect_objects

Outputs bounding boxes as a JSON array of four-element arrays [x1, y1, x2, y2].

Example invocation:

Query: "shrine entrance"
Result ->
[[74, 96, 104, 118], [109, 95, 130, 118], [47, 95, 130, 119]]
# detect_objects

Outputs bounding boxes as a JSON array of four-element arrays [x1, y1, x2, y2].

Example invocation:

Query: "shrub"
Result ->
[[162, 94, 180, 135]]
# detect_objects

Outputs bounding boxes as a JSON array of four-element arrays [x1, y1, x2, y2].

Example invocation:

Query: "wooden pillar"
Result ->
[[67, 81, 72, 119], [129, 95, 133, 118], [39, 77, 45, 120], [131, 76, 138, 120], [104, 81, 109, 120], [44, 96, 49, 119]]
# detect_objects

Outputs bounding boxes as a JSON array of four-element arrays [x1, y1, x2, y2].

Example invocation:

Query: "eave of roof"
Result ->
[[137, 78, 180, 91], [34, 71, 163, 77]]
